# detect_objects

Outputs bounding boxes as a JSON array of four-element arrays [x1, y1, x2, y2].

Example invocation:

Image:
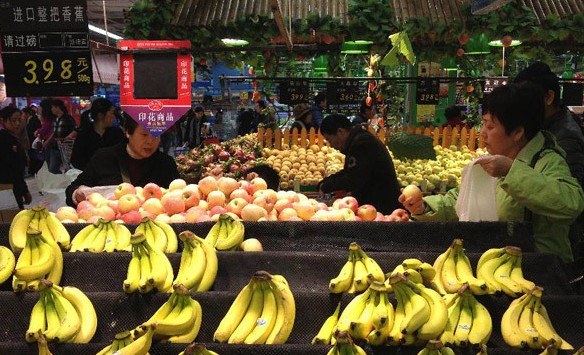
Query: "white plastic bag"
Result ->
[[455, 158, 499, 222], [76, 185, 118, 200]]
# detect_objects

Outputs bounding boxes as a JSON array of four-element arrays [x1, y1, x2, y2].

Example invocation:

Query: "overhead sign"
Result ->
[[279, 79, 310, 105], [327, 79, 361, 105], [483, 77, 508, 94], [0, 0, 93, 96], [119, 40, 192, 138], [416, 78, 439, 105]]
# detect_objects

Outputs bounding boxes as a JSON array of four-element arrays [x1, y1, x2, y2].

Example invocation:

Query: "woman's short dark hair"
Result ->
[[22, 106, 35, 116], [320, 114, 353, 135], [40, 98, 55, 120], [194, 106, 204, 113], [124, 113, 139, 134], [90, 98, 114, 121], [481, 81, 544, 140], [0, 106, 20, 121], [244, 164, 280, 190], [514, 62, 561, 107], [51, 99, 68, 114]]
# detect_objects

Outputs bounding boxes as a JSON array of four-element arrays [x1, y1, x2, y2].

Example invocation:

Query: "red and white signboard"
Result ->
[[119, 40, 191, 137]]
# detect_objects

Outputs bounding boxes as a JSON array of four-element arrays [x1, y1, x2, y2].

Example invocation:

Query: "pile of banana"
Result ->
[[432, 239, 488, 295], [123, 232, 174, 293], [13, 229, 63, 292], [325, 330, 367, 355], [329, 242, 385, 293], [417, 340, 456, 355], [501, 286, 573, 351], [205, 214, 245, 251], [385, 258, 437, 287], [135, 284, 202, 343], [214, 271, 295, 344], [9, 206, 70, 251], [96, 330, 134, 355], [99, 324, 156, 355], [174, 231, 218, 291], [0, 246, 15, 285], [440, 284, 492, 347], [179, 343, 219, 355], [388, 274, 448, 346], [70, 219, 131, 252], [135, 217, 178, 252], [26, 280, 97, 343], [477, 246, 535, 297]]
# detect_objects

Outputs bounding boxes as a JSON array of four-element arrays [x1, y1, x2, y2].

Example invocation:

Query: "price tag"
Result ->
[[483, 77, 508, 94], [279, 80, 310, 105], [416, 78, 440, 105], [3, 51, 93, 97], [327, 79, 361, 105]]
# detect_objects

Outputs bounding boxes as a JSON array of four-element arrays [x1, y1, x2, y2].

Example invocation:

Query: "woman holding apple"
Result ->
[[399, 82, 584, 263], [65, 115, 179, 206]]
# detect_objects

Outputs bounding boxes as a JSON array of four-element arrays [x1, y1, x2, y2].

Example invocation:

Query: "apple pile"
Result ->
[[392, 145, 487, 193], [262, 144, 344, 189], [55, 176, 411, 224], [175, 136, 263, 182]]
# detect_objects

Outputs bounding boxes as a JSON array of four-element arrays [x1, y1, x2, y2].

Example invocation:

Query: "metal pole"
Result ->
[[102, 0, 109, 46]]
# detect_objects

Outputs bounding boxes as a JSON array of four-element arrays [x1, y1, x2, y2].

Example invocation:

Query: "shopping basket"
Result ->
[[56, 139, 75, 173]]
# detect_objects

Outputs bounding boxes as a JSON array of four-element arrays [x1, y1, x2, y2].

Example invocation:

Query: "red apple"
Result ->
[[161, 191, 186, 216], [194, 214, 212, 223], [389, 208, 410, 222], [357, 204, 377, 221], [207, 190, 226, 209], [87, 192, 108, 207], [139, 209, 156, 220], [142, 198, 164, 216], [198, 199, 209, 211], [143, 183, 163, 199], [92, 205, 116, 221], [77, 205, 94, 221], [184, 206, 207, 223], [240, 180, 255, 196], [273, 199, 293, 213], [294, 200, 317, 221], [402, 184, 423, 200], [209, 205, 228, 217], [217, 177, 240, 197], [120, 210, 142, 224], [374, 212, 385, 221], [230, 188, 252, 203], [240, 238, 263, 252], [198, 176, 219, 197], [240, 204, 268, 221], [182, 189, 200, 209], [114, 182, 136, 199], [169, 213, 187, 223], [56, 206, 78, 222], [226, 197, 249, 216], [168, 178, 187, 192], [278, 208, 298, 221], [252, 196, 274, 213], [154, 213, 171, 224], [117, 194, 141, 214], [249, 177, 268, 194]]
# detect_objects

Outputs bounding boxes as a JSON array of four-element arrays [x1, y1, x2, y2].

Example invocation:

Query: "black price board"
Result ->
[[416, 78, 440, 105], [3, 51, 93, 97], [483, 77, 508, 94], [279, 79, 310, 105], [327, 79, 361, 105]]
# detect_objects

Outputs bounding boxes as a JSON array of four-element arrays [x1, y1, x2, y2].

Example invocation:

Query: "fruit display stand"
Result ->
[[0, 221, 583, 354]]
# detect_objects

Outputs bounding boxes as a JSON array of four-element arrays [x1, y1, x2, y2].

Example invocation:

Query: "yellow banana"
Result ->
[[26, 294, 47, 343], [143, 241, 169, 290], [416, 262, 437, 283], [402, 258, 423, 270], [467, 293, 492, 346], [403, 269, 424, 284], [329, 251, 355, 293], [155, 291, 196, 336], [14, 234, 54, 282], [115, 324, 155, 355], [493, 252, 523, 297], [312, 302, 341, 344], [114, 222, 132, 252], [404, 279, 448, 340], [144, 292, 179, 327], [60, 285, 97, 343], [245, 280, 278, 344], [396, 281, 431, 335], [367, 297, 393, 346], [477, 247, 506, 271], [440, 293, 463, 346], [501, 293, 532, 348], [335, 288, 372, 333], [228, 279, 265, 343], [0, 245, 16, 284], [102, 222, 118, 253], [70, 223, 99, 252], [453, 294, 473, 347], [431, 248, 449, 295], [123, 245, 142, 293], [146, 219, 169, 252], [152, 219, 178, 253], [195, 233, 218, 292], [441, 245, 464, 293], [509, 254, 535, 294], [215, 215, 245, 251], [50, 287, 81, 343], [265, 273, 295, 344], [165, 298, 203, 343], [453, 242, 488, 295], [42, 291, 62, 341], [204, 220, 222, 247], [42, 211, 70, 249], [352, 258, 370, 292], [350, 290, 377, 340], [517, 295, 541, 349], [477, 251, 510, 294], [362, 252, 385, 283], [388, 285, 406, 345], [214, 278, 255, 342], [9, 209, 36, 252], [532, 293, 573, 350], [176, 237, 206, 291]]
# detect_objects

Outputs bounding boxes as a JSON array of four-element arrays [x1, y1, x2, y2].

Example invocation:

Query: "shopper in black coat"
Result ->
[[318, 114, 402, 214]]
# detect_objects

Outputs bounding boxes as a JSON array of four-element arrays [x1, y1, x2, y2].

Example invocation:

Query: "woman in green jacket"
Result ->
[[400, 82, 584, 263]]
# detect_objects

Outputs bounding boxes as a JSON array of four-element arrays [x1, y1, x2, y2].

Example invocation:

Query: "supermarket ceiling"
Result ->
[[86, 0, 584, 41]]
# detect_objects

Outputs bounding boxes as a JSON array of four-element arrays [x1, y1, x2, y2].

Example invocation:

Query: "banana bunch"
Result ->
[[123, 232, 174, 293], [477, 246, 535, 297], [329, 242, 385, 294], [501, 286, 573, 351], [432, 239, 488, 295], [0, 246, 16, 285], [417, 340, 456, 355], [312, 303, 341, 345], [70, 219, 131, 252], [13, 229, 63, 292], [9, 206, 70, 252], [103, 324, 156, 355], [135, 217, 178, 253], [205, 214, 245, 251], [439, 284, 492, 347], [214, 271, 295, 344], [326, 330, 367, 355], [36, 332, 53, 355], [333, 281, 395, 345], [179, 343, 220, 355], [96, 330, 135, 355], [26, 280, 97, 343], [174, 231, 218, 291], [388, 274, 448, 346], [136, 284, 202, 343], [385, 258, 437, 287]]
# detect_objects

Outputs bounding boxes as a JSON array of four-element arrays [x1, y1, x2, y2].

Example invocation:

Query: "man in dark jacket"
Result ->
[[318, 114, 402, 214]]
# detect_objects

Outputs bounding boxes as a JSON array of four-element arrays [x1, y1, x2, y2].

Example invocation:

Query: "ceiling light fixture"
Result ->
[[88, 24, 123, 41]]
